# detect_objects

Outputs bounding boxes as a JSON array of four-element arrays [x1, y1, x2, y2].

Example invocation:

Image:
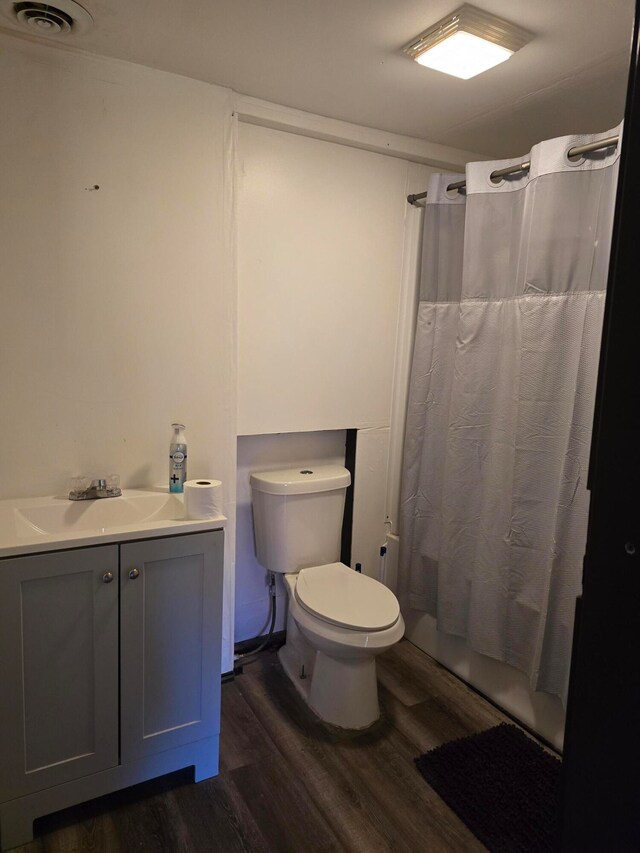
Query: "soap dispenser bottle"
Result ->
[[169, 423, 187, 493]]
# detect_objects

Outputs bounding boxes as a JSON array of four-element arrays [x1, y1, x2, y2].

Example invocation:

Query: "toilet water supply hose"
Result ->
[[234, 571, 277, 667]]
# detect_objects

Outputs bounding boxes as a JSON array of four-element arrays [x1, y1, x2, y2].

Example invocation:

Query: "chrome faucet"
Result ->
[[69, 477, 122, 501]]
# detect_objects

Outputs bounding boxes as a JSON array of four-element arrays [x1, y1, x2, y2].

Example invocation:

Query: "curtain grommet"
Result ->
[[565, 147, 586, 167]]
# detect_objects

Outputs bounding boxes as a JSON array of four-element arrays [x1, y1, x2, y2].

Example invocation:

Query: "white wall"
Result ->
[[234, 124, 438, 635], [351, 427, 390, 579], [0, 35, 237, 671], [235, 431, 346, 642], [237, 123, 411, 435], [0, 32, 476, 679], [348, 162, 436, 581]]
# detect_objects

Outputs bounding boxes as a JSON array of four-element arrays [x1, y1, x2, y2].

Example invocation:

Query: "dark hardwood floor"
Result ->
[[16, 640, 528, 852]]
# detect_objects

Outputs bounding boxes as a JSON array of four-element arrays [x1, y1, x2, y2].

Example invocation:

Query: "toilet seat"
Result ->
[[294, 562, 400, 631]]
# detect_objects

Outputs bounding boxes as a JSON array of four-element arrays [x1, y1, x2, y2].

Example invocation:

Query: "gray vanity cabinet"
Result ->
[[120, 532, 222, 760], [0, 545, 120, 802], [0, 529, 223, 852]]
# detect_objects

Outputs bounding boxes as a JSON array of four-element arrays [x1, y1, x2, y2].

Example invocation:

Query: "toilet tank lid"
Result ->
[[250, 465, 351, 495]]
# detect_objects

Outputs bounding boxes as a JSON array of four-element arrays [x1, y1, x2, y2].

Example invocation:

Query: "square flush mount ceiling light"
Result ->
[[402, 4, 532, 79]]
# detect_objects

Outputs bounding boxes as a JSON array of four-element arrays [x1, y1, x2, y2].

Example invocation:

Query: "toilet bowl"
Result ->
[[278, 563, 404, 729], [250, 465, 404, 730]]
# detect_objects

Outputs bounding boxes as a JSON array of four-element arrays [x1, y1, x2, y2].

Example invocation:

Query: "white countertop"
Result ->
[[0, 488, 226, 558]]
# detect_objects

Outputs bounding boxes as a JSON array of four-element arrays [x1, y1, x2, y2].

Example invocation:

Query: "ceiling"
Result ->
[[2, 0, 635, 157]]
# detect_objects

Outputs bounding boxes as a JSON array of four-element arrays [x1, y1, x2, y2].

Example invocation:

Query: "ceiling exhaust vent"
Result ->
[[8, 0, 92, 36]]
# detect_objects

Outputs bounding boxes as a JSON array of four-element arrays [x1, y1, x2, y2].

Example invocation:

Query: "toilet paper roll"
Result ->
[[183, 479, 223, 519]]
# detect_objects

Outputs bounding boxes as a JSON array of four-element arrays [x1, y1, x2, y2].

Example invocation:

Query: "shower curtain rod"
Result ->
[[406, 134, 620, 205]]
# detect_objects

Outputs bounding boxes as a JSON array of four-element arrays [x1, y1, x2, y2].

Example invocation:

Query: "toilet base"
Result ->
[[278, 615, 380, 730]]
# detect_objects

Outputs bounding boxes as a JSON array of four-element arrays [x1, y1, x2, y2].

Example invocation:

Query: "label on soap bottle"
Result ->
[[169, 443, 187, 493]]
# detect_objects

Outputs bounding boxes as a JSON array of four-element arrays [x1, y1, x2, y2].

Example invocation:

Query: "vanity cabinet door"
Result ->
[[0, 546, 119, 801], [119, 531, 223, 762]]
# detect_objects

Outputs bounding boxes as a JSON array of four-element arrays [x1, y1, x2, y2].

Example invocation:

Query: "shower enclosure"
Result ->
[[399, 124, 621, 713]]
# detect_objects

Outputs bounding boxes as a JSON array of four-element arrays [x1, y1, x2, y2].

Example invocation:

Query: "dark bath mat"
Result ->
[[415, 723, 561, 853]]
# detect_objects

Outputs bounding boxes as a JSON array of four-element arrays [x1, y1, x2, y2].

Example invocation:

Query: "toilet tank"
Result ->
[[250, 465, 351, 574]]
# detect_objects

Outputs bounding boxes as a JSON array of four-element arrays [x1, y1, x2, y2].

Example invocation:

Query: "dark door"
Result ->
[[559, 3, 640, 849]]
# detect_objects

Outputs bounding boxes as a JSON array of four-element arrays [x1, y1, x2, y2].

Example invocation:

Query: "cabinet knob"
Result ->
[[102, 571, 114, 584], [128, 567, 140, 580]]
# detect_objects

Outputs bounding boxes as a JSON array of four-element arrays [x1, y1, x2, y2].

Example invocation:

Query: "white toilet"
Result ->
[[250, 464, 404, 729]]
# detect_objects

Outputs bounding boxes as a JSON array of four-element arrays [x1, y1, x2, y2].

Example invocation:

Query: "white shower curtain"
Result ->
[[399, 125, 622, 701]]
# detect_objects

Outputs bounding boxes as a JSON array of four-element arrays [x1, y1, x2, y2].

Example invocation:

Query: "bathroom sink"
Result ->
[[0, 489, 226, 558], [15, 493, 185, 535]]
